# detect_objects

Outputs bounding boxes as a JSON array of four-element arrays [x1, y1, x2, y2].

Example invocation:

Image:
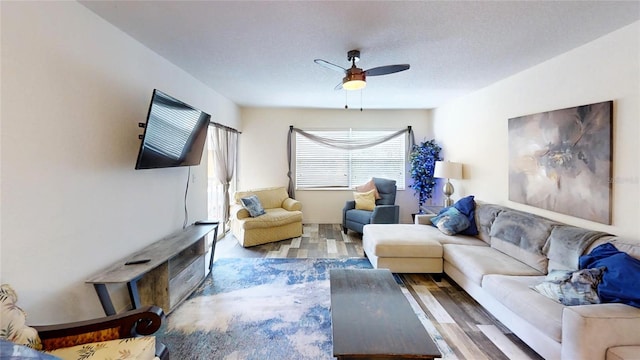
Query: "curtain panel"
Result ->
[[286, 126, 415, 198], [209, 125, 238, 231]]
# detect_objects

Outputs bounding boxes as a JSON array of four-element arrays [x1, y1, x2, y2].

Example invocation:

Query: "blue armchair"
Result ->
[[343, 178, 400, 234]]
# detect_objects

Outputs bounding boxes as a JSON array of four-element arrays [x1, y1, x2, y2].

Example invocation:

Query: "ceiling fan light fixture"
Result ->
[[315, 49, 409, 92], [342, 72, 366, 91]]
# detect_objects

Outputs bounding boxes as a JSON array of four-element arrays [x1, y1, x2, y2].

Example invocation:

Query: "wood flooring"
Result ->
[[213, 224, 544, 360], [214, 224, 363, 259]]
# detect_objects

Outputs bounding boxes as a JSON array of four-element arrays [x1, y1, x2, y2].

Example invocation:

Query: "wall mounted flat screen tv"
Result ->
[[135, 89, 211, 170]]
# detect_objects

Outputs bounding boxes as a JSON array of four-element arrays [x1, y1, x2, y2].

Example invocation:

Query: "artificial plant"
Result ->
[[409, 139, 442, 213]]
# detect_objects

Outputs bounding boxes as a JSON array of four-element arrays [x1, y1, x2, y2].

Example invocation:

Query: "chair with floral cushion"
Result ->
[[343, 177, 400, 234], [0, 284, 168, 360]]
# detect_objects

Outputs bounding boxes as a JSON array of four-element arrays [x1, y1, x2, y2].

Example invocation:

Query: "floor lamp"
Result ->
[[433, 161, 463, 207]]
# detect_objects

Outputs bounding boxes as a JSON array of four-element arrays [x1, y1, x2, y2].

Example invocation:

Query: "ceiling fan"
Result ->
[[314, 49, 410, 91]]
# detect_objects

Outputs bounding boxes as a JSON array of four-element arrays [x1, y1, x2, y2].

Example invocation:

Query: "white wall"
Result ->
[[432, 22, 640, 240], [238, 108, 434, 224], [0, 2, 239, 323]]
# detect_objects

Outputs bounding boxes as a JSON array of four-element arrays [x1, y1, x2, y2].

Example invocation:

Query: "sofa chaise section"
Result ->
[[362, 224, 444, 273], [363, 223, 487, 273]]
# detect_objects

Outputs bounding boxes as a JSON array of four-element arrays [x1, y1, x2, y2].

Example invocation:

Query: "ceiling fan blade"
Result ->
[[364, 64, 410, 76], [314, 59, 347, 73], [334, 82, 344, 91]]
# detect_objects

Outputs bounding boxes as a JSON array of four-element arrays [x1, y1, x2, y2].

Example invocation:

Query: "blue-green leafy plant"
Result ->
[[410, 140, 442, 212]]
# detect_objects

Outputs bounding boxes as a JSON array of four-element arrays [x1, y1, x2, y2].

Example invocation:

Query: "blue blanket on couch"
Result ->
[[579, 243, 640, 308]]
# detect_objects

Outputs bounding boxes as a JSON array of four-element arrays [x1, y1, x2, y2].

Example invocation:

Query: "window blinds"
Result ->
[[295, 129, 405, 189]]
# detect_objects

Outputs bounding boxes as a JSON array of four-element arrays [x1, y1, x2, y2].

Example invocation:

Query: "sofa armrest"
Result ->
[[282, 198, 302, 211], [34, 306, 165, 351], [562, 303, 640, 360], [415, 213, 436, 225], [371, 205, 399, 224], [342, 200, 356, 230], [231, 203, 250, 219]]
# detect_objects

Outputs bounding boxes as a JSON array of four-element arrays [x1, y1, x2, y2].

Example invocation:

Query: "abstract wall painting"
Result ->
[[508, 101, 613, 224]]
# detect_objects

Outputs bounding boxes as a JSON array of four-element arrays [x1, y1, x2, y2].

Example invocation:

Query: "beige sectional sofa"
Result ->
[[363, 202, 640, 360]]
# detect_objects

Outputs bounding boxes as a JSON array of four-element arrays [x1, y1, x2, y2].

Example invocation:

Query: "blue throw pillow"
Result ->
[[240, 195, 266, 217], [431, 207, 470, 235], [452, 195, 478, 235], [579, 243, 640, 308]]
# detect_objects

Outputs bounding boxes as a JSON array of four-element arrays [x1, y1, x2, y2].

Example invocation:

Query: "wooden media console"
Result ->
[[86, 223, 218, 315]]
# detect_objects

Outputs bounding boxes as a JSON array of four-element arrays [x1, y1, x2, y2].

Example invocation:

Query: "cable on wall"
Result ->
[[183, 166, 191, 229]]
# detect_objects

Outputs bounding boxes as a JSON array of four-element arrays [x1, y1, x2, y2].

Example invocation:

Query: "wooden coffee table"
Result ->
[[329, 269, 441, 359]]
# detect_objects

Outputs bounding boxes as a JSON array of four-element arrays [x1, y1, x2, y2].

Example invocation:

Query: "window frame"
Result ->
[[294, 128, 406, 191]]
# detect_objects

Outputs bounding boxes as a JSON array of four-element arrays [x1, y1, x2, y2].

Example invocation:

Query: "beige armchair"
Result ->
[[230, 186, 303, 247]]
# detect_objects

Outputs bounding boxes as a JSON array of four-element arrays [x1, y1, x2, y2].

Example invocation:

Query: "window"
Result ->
[[295, 129, 406, 189]]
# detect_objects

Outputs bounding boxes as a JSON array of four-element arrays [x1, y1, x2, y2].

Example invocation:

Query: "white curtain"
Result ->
[[209, 125, 238, 232]]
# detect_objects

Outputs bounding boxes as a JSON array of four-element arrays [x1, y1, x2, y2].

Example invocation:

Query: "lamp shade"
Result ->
[[433, 161, 462, 180]]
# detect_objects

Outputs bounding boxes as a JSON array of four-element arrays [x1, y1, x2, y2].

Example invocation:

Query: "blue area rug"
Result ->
[[157, 258, 372, 360]]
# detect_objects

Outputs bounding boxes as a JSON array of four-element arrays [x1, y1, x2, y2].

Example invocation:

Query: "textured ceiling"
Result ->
[[80, 1, 640, 110]]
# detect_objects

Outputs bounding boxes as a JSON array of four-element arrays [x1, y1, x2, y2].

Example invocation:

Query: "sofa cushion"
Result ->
[[474, 202, 506, 244], [353, 189, 376, 211], [414, 223, 489, 246], [0, 284, 42, 350], [547, 234, 617, 271], [238, 208, 303, 230], [363, 224, 442, 258], [46, 336, 156, 360], [610, 238, 640, 260], [372, 177, 396, 205], [493, 240, 550, 275], [426, 230, 488, 247], [490, 209, 558, 273], [543, 225, 610, 271], [240, 195, 266, 217], [346, 209, 374, 225], [443, 244, 543, 285], [431, 207, 470, 235], [364, 224, 487, 253], [482, 274, 564, 342]]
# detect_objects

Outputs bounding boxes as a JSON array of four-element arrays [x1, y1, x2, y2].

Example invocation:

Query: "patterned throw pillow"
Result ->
[[531, 268, 605, 306], [0, 284, 43, 350], [431, 207, 471, 235], [240, 195, 266, 217], [353, 190, 376, 211]]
